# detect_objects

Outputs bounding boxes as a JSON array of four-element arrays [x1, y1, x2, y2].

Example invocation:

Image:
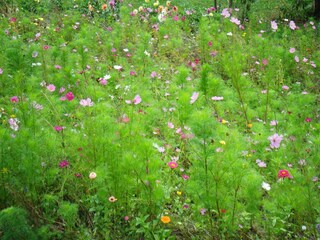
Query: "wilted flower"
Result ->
[[200, 208, 206, 215], [108, 196, 117, 202], [89, 172, 97, 179]]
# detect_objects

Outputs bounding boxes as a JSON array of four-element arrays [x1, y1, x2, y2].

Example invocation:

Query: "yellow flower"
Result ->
[[39, 17, 44, 21], [247, 123, 253, 128], [154, 1, 159, 7], [138, 6, 144, 12], [10, 115, 16, 118], [209, 13, 213, 17], [176, 191, 182, 195], [221, 119, 227, 124], [166, 1, 171, 7], [161, 216, 171, 224], [219, 140, 226, 145], [145, 0, 149, 2], [242, 32, 247, 37]]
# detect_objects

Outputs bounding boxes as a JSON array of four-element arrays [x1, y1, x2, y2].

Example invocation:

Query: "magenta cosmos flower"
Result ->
[[168, 161, 178, 169], [10, 96, 19, 103], [65, 92, 75, 101], [268, 133, 283, 149], [59, 160, 69, 168]]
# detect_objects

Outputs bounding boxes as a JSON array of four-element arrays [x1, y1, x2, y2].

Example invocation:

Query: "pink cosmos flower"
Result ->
[[65, 92, 74, 101], [9, 118, 19, 131], [59, 87, 65, 93], [99, 78, 107, 85], [256, 159, 267, 168], [55, 65, 62, 69], [282, 85, 289, 90], [221, 8, 230, 18], [289, 21, 297, 30], [278, 169, 293, 179], [294, 56, 300, 63], [270, 120, 278, 126], [150, 71, 157, 78], [168, 122, 174, 129], [59, 160, 69, 168], [289, 48, 296, 53], [130, 71, 136, 76], [190, 92, 199, 104], [47, 84, 56, 92], [305, 117, 311, 122], [10, 96, 19, 103], [271, 21, 278, 31], [54, 126, 63, 132], [124, 216, 129, 221], [168, 161, 178, 169], [268, 133, 283, 149], [0, 68, 3, 74], [133, 95, 141, 105], [182, 174, 189, 180], [80, 98, 94, 107]]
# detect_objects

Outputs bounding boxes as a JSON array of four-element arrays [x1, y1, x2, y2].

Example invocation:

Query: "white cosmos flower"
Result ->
[[262, 181, 271, 191]]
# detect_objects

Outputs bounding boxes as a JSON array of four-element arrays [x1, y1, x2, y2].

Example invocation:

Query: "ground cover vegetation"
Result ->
[[0, 0, 319, 239]]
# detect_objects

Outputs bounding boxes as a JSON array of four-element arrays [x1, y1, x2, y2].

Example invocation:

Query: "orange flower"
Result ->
[[101, 4, 107, 10], [161, 216, 171, 224]]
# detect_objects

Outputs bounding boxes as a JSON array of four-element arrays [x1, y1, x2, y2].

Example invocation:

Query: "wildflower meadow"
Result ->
[[0, 0, 319, 239]]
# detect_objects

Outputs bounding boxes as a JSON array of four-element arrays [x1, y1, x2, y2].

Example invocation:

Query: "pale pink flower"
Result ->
[[190, 92, 199, 104], [294, 56, 300, 63], [289, 48, 296, 53], [8, 118, 19, 131], [268, 133, 283, 149], [211, 96, 224, 101], [133, 95, 141, 105], [282, 85, 289, 90], [0, 68, 3, 74], [168, 122, 174, 128], [270, 120, 278, 126], [289, 21, 297, 30], [303, 57, 308, 62], [47, 84, 56, 92], [80, 98, 94, 107], [271, 21, 278, 31], [221, 8, 230, 18], [89, 172, 97, 179], [256, 159, 267, 168]]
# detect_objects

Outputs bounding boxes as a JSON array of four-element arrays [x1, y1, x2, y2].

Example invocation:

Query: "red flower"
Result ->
[[278, 169, 293, 179]]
